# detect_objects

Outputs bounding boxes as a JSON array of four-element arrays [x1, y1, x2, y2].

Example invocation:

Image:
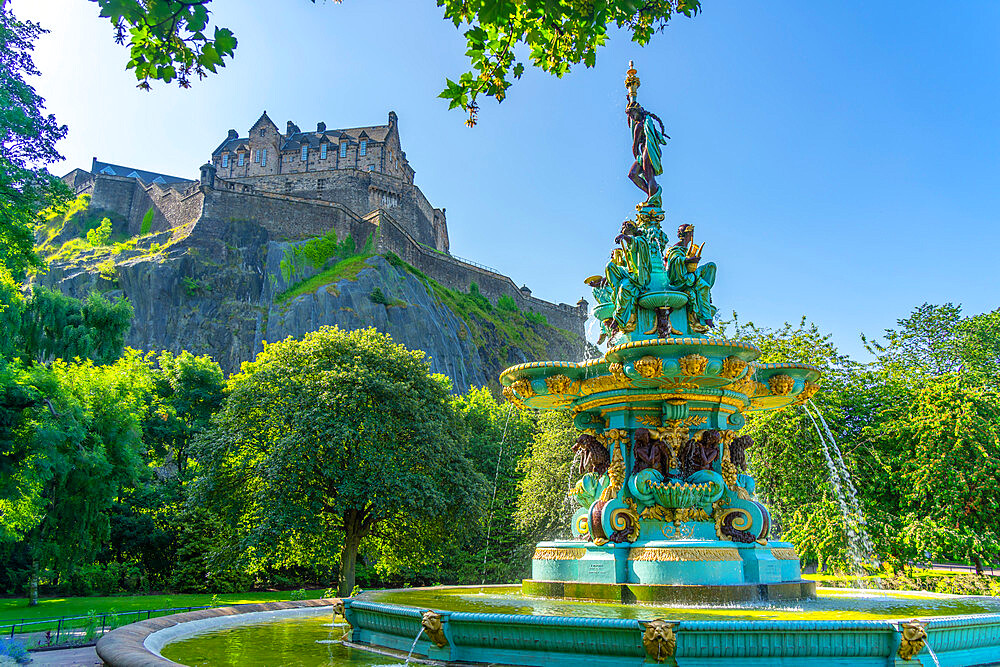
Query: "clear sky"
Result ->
[[12, 0, 1000, 361]]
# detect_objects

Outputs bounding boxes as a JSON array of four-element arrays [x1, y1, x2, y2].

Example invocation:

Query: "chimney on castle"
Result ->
[[520, 285, 532, 297], [286, 120, 300, 135], [316, 121, 326, 132], [227, 129, 238, 139], [388, 111, 398, 126]]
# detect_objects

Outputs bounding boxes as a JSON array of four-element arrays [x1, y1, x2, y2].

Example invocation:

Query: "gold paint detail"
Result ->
[[636, 413, 661, 427], [897, 620, 928, 661], [545, 374, 575, 395], [575, 515, 590, 538], [771, 548, 800, 560], [634, 355, 663, 379], [655, 416, 708, 461], [678, 353, 709, 376], [502, 386, 526, 409], [794, 380, 821, 405], [421, 610, 448, 648], [600, 444, 626, 502], [610, 506, 641, 542], [768, 374, 795, 396], [592, 537, 609, 546], [510, 378, 534, 398], [533, 548, 585, 561], [629, 547, 741, 561], [642, 619, 677, 662], [720, 356, 747, 379], [715, 507, 754, 540]]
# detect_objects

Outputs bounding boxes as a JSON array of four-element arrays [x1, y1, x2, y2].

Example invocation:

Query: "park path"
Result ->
[[29, 646, 101, 666]]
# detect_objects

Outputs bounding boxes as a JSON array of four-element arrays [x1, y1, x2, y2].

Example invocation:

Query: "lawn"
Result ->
[[0, 589, 330, 629]]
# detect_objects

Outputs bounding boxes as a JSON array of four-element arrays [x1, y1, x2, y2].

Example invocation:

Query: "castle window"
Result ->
[[340, 142, 347, 158], [260, 129, 266, 137], [320, 143, 327, 160], [254, 149, 260, 163], [360, 140, 367, 156], [222, 154, 229, 167], [368, 165, 375, 171], [301, 146, 308, 161], [317, 178, 326, 192], [238, 152, 244, 166], [284, 181, 293, 193], [261, 149, 267, 167]]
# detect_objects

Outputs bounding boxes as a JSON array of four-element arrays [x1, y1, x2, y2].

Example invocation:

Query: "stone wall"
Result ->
[[223, 168, 447, 252], [86, 174, 202, 236]]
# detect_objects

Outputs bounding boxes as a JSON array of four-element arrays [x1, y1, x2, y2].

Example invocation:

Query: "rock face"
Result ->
[[38, 222, 584, 390]]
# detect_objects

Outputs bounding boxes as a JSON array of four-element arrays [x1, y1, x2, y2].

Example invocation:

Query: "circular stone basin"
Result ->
[[147, 585, 1000, 666]]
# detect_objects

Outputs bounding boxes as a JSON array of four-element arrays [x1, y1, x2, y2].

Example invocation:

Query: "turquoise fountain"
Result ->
[[501, 62, 819, 605]]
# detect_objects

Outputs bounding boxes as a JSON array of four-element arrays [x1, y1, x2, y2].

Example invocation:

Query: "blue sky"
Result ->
[[13, 0, 1000, 360]]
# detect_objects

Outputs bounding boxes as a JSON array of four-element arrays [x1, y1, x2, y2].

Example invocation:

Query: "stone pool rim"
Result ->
[[95, 598, 340, 667]]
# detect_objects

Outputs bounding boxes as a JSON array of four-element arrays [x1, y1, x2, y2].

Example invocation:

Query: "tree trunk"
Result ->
[[29, 557, 39, 607], [973, 553, 984, 576], [338, 530, 362, 598]]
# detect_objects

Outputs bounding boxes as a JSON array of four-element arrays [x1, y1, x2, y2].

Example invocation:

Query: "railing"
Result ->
[[415, 242, 502, 275], [2, 605, 211, 645]]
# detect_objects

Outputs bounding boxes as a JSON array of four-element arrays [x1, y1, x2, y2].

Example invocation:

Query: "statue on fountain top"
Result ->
[[624, 61, 670, 220]]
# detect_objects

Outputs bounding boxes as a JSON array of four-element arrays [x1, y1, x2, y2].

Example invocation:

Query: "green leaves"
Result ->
[[90, 0, 238, 89]]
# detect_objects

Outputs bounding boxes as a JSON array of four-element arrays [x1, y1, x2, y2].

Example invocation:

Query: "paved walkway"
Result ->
[[28, 646, 101, 666]]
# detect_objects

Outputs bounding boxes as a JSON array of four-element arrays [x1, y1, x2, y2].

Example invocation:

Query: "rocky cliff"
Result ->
[[35, 204, 584, 390]]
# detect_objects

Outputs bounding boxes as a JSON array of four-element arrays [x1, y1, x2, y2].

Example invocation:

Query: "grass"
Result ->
[[275, 254, 375, 303], [0, 589, 330, 627]]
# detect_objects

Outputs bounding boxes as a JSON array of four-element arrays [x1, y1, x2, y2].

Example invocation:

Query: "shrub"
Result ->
[[97, 259, 116, 280], [86, 217, 112, 246], [290, 588, 309, 601], [497, 294, 518, 312], [140, 207, 154, 235], [526, 312, 548, 326], [369, 287, 390, 305], [468, 282, 492, 312], [0, 638, 30, 664]]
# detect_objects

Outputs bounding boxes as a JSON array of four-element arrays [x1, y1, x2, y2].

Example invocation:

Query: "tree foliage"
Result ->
[[514, 410, 578, 542], [86, 0, 700, 122], [193, 326, 487, 596], [0, 6, 70, 280]]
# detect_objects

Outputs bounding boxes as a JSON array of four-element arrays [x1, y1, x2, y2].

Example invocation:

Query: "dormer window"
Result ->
[[340, 142, 347, 158], [360, 140, 367, 156], [320, 143, 328, 160], [222, 154, 229, 168], [238, 152, 244, 166], [301, 146, 308, 161]]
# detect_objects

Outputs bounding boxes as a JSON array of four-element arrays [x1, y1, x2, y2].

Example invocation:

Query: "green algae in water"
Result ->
[[159, 616, 394, 667], [371, 586, 1000, 621]]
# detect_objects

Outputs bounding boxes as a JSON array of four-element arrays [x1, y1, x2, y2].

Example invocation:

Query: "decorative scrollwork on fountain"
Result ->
[[678, 353, 709, 376], [897, 620, 928, 661], [768, 374, 795, 396], [641, 619, 678, 662], [794, 379, 821, 405], [609, 505, 641, 543], [600, 445, 626, 502], [421, 610, 448, 648], [545, 374, 575, 395], [715, 507, 754, 542], [720, 355, 747, 379], [634, 355, 663, 378]]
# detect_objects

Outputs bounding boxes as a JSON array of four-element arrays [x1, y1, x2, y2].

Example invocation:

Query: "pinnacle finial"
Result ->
[[625, 61, 640, 104]]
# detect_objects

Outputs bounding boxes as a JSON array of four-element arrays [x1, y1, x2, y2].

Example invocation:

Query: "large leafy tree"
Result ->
[[88, 0, 700, 123], [514, 410, 578, 543], [193, 326, 486, 596], [0, 6, 69, 280]]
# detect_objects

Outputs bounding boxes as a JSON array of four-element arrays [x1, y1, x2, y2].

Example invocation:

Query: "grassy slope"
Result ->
[[275, 254, 375, 303]]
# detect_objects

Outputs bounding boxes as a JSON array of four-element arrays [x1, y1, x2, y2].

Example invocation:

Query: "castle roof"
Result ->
[[91, 159, 191, 185], [212, 117, 393, 156]]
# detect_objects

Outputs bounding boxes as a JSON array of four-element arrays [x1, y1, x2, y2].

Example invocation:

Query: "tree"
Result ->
[[87, 0, 700, 123], [0, 353, 153, 604], [16, 286, 133, 365], [193, 326, 486, 596], [0, 6, 69, 280], [871, 376, 1000, 574], [514, 410, 578, 542]]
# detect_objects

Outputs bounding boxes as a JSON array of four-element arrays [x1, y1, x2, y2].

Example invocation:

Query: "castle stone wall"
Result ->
[[88, 175, 202, 236]]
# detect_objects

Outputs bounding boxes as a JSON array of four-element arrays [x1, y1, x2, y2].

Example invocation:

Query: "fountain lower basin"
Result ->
[[129, 586, 1000, 666]]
